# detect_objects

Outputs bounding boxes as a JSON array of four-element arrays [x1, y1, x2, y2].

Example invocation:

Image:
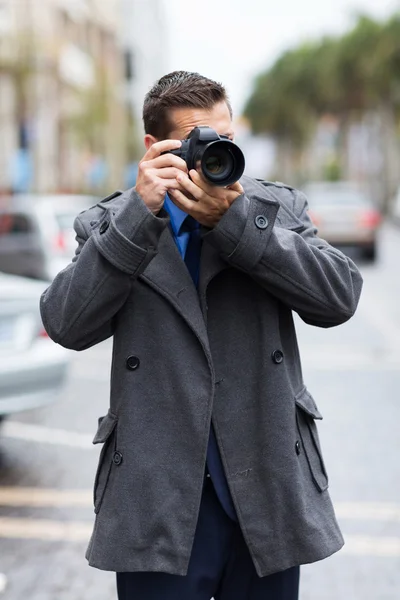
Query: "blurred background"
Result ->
[[0, 0, 399, 598]]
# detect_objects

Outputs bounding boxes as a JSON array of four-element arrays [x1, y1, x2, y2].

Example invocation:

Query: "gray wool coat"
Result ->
[[40, 176, 363, 577]]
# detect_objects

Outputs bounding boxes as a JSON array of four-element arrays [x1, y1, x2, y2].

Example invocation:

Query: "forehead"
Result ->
[[168, 101, 232, 138]]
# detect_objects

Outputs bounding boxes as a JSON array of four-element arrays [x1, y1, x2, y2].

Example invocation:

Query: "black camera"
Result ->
[[164, 126, 245, 187]]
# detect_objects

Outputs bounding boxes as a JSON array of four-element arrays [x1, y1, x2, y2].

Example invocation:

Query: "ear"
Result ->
[[144, 134, 158, 151]]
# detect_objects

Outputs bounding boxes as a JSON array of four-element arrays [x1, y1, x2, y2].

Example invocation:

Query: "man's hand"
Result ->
[[135, 140, 188, 214], [168, 170, 244, 228]]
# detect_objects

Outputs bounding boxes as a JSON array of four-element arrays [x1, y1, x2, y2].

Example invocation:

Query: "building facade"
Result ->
[[0, 0, 129, 193], [120, 0, 167, 133]]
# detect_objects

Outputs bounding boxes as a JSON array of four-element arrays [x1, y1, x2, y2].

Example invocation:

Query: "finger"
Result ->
[[168, 189, 198, 213], [189, 169, 237, 198], [144, 139, 182, 160], [161, 178, 186, 191], [155, 167, 189, 180], [176, 173, 206, 201], [227, 180, 244, 194], [189, 169, 244, 198], [188, 170, 241, 206], [189, 169, 219, 195], [146, 154, 188, 172]]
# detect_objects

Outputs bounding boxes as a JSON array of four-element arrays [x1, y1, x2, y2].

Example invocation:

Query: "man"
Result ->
[[40, 71, 363, 600]]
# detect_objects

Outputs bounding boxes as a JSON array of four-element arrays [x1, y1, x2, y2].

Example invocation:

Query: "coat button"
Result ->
[[113, 451, 123, 466], [255, 215, 268, 229], [126, 355, 140, 370], [295, 441, 301, 455], [99, 220, 109, 234], [271, 350, 284, 364]]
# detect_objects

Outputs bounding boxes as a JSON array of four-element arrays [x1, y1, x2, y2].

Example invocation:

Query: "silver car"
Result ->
[[0, 272, 70, 419], [302, 181, 382, 261], [0, 194, 97, 281]]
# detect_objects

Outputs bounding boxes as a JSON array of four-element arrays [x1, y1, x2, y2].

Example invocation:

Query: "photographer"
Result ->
[[40, 71, 363, 600]]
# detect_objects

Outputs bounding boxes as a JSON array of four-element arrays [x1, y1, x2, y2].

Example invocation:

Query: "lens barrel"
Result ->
[[200, 140, 245, 186]]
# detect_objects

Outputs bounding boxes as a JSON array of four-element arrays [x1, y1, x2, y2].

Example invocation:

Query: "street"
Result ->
[[1, 223, 399, 600]]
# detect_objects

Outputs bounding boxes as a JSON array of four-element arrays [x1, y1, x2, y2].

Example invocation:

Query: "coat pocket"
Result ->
[[92, 410, 118, 513], [295, 387, 329, 492]]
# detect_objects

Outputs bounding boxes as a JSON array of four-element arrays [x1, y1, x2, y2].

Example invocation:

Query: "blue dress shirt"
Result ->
[[164, 194, 238, 521]]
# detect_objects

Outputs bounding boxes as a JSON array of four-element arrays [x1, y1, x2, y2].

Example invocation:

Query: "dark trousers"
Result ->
[[117, 475, 300, 600]]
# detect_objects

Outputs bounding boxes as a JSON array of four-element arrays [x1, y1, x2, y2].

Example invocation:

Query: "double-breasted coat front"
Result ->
[[40, 176, 363, 577]]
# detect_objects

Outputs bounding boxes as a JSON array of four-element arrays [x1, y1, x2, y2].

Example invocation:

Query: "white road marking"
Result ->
[[0, 517, 92, 542], [335, 502, 400, 521], [0, 488, 92, 507], [342, 535, 400, 557], [2, 488, 400, 524], [1, 492, 400, 556], [2, 421, 94, 449], [0, 573, 7, 594], [3, 487, 400, 524], [0, 516, 399, 558]]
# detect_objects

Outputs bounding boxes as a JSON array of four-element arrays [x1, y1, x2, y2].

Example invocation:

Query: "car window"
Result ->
[[0, 213, 34, 235], [55, 212, 77, 232]]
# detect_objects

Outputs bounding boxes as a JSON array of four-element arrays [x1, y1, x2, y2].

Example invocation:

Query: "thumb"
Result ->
[[227, 181, 244, 194]]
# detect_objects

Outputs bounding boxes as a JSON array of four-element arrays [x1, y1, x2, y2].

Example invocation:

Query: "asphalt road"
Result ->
[[0, 223, 399, 600]]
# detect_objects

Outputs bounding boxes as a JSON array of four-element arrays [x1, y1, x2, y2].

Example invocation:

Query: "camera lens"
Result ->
[[205, 153, 230, 175], [201, 141, 245, 186]]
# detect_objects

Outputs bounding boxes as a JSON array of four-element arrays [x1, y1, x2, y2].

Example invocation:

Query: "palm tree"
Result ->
[[244, 12, 400, 208]]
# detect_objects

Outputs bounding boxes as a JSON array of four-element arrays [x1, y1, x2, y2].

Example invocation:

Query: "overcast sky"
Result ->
[[162, 0, 399, 114]]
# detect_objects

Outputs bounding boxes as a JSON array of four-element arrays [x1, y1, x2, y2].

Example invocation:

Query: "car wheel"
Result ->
[[363, 242, 377, 262]]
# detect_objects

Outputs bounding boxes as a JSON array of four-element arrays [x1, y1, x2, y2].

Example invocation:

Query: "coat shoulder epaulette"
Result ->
[[76, 190, 125, 229], [76, 190, 124, 218], [256, 179, 295, 192], [98, 190, 124, 205]]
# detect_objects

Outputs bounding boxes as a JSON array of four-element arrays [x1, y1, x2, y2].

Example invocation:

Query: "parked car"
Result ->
[[302, 181, 382, 261], [0, 194, 97, 281], [0, 272, 70, 420]]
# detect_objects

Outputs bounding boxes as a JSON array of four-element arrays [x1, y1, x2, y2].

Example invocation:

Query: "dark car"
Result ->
[[0, 194, 96, 281]]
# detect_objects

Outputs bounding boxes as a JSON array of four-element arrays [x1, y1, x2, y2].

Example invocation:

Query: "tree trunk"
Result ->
[[378, 101, 400, 214], [336, 114, 351, 180]]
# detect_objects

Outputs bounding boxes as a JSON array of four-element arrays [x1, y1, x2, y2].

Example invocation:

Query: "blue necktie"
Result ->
[[180, 215, 201, 286], [180, 215, 238, 521]]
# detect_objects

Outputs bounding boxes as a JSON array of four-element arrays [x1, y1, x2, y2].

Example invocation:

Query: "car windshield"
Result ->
[[306, 188, 368, 207], [55, 212, 78, 232]]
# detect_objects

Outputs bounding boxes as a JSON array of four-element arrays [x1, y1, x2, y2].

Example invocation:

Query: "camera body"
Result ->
[[164, 126, 245, 187]]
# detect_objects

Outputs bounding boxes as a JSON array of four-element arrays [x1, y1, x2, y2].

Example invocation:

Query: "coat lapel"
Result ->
[[198, 235, 229, 317], [139, 226, 211, 354], [139, 176, 299, 341], [197, 176, 266, 313]]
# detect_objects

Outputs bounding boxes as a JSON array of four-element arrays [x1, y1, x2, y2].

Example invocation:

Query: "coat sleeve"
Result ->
[[202, 185, 363, 327], [40, 191, 169, 350]]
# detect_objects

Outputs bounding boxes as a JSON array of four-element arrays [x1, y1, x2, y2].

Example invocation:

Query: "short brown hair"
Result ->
[[143, 71, 232, 139]]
